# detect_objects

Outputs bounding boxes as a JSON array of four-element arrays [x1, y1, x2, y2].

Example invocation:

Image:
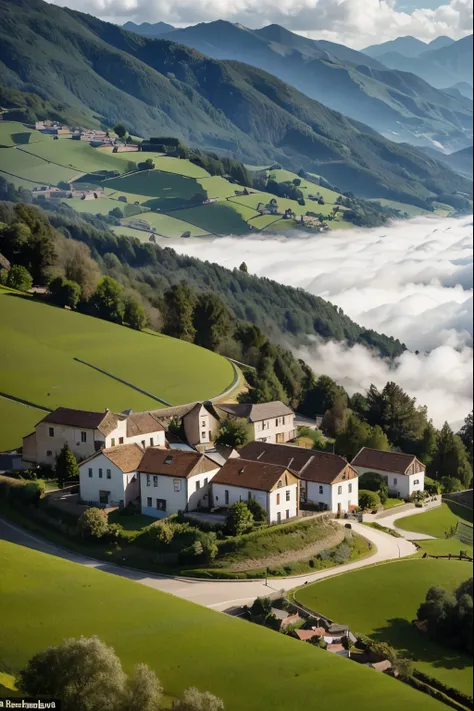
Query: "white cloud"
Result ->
[[169, 215, 473, 426], [48, 0, 473, 47]]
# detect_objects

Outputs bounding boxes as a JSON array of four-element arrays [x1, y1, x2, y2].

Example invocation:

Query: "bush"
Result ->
[[172, 687, 224, 711], [225, 502, 254, 536], [0, 476, 44, 505], [247, 499, 267, 524], [358, 490, 381, 511], [77, 508, 109, 539], [7, 264, 33, 291]]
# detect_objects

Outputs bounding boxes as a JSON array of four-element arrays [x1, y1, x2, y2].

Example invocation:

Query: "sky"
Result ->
[[48, 0, 473, 48], [169, 215, 474, 429]]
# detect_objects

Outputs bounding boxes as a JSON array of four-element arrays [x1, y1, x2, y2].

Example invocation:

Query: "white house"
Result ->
[[239, 442, 359, 514], [79, 443, 144, 507], [211, 458, 299, 524], [22, 407, 165, 466], [137, 448, 220, 519], [351, 447, 425, 499], [215, 402, 296, 444]]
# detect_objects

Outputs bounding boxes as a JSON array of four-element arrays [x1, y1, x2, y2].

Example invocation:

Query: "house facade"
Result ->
[[215, 402, 296, 445], [137, 448, 220, 519], [22, 408, 165, 466], [239, 441, 359, 514], [211, 458, 299, 524], [78, 444, 143, 507], [351, 448, 425, 499]]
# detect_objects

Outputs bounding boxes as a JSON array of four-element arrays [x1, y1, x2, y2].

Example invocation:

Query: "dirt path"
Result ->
[[227, 525, 344, 571]]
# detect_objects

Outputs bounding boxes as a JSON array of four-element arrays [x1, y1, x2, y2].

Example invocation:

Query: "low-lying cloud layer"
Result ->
[[171, 215, 473, 426]]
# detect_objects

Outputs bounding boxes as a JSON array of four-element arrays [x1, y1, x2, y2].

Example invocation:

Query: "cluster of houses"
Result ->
[[21, 400, 426, 523]]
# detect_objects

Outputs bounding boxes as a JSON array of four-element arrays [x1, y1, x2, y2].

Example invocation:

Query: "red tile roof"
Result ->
[[137, 448, 217, 478], [294, 629, 323, 641], [238, 442, 355, 484], [126, 412, 164, 437], [215, 401, 293, 423], [211, 458, 292, 492], [102, 444, 144, 473], [39, 407, 122, 436], [351, 447, 424, 475]]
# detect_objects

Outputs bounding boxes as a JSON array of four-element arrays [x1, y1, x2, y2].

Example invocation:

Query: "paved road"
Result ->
[[373, 500, 441, 540], [0, 517, 416, 611]]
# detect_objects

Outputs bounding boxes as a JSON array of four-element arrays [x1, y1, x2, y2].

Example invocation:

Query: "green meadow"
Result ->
[[295, 558, 473, 695], [0, 288, 235, 448], [0, 397, 48, 452], [0, 541, 445, 711], [0, 147, 79, 186], [173, 202, 260, 235], [397, 502, 473, 539], [122, 212, 209, 238], [0, 122, 50, 148], [21, 138, 129, 174]]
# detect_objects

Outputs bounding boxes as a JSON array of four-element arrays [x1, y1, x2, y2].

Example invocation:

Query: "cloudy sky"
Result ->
[[169, 215, 473, 428], [49, 0, 473, 48]]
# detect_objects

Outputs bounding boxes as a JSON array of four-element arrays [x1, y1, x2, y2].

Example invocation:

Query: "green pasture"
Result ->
[[268, 168, 342, 202], [249, 214, 283, 230], [61, 196, 125, 215], [173, 202, 259, 235], [0, 170, 45, 190], [0, 397, 48, 452], [0, 122, 50, 148], [397, 502, 473, 539], [416, 537, 473, 557], [295, 558, 473, 695], [0, 541, 445, 711], [367, 199, 432, 217], [103, 169, 209, 210], [0, 147, 79, 186], [0, 288, 235, 447], [199, 175, 238, 199], [122, 212, 208, 238], [20, 138, 128, 174]]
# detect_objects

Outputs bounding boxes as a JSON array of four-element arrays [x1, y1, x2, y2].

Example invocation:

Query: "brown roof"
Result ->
[[294, 629, 323, 641], [211, 458, 293, 492], [39, 407, 122, 436], [102, 444, 144, 472], [215, 401, 293, 423], [327, 644, 346, 653], [370, 660, 393, 673], [126, 412, 164, 437], [149, 403, 198, 424], [351, 447, 423, 475], [238, 442, 355, 484], [137, 448, 217, 478]]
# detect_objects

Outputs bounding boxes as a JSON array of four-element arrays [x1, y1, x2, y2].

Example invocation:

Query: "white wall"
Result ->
[[354, 466, 424, 499], [184, 406, 220, 448], [253, 415, 296, 444], [212, 482, 268, 512], [79, 452, 139, 507], [36, 422, 104, 465], [140, 467, 219, 519], [187, 468, 219, 511], [306, 478, 358, 513], [104, 419, 165, 449], [211, 482, 298, 523], [268, 484, 298, 523]]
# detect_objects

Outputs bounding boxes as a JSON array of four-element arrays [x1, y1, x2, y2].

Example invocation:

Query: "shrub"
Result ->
[[359, 490, 381, 511], [359, 472, 386, 492], [199, 532, 218, 563], [7, 264, 33, 291], [106, 523, 124, 542], [247, 499, 267, 523], [225, 502, 254, 536], [172, 687, 224, 711], [77, 508, 109, 539], [49, 275, 81, 309]]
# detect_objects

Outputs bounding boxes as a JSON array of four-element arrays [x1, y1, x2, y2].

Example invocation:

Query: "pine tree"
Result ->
[[55, 444, 79, 487], [428, 422, 473, 489], [162, 283, 196, 342]]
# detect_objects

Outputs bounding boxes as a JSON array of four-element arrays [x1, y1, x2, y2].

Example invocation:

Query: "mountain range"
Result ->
[[124, 20, 472, 152], [363, 35, 455, 59], [363, 35, 473, 91], [0, 0, 472, 209]]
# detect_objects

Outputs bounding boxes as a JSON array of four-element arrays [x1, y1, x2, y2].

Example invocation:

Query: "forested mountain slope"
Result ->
[[0, 0, 471, 208]]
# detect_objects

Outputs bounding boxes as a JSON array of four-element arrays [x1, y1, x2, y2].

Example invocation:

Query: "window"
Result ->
[[99, 491, 109, 505], [147, 497, 152, 507], [173, 479, 181, 492], [81, 431, 87, 443], [286, 510, 290, 519], [275, 419, 279, 427], [111, 438, 115, 447], [47, 450, 52, 457], [201, 432, 206, 440], [156, 499, 166, 511], [394, 478, 398, 486], [106, 469, 111, 480], [319, 485, 324, 494], [337, 485, 342, 495], [248, 491, 252, 502], [153, 476, 158, 488], [164, 455, 173, 465], [277, 512, 281, 523], [196, 480, 201, 491], [88, 468, 93, 478], [277, 480, 283, 488], [286, 489, 291, 501], [414, 479, 419, 485], [348, 483, 352, 493], [204, 478, 208, 486], [146, 474, 151, 487], [119, 437, 124, 444], [276, 493, 280, 505], [202, 420, 206, 428], [282, 416, 285, 425], [98, 468, 103, 479], [225, 490, 229, 505], [150, 438, 154, 446], [48, 427, 54, 437]]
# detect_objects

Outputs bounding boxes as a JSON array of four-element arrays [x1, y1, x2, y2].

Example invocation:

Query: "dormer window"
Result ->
[[164, 455, 173, 465]]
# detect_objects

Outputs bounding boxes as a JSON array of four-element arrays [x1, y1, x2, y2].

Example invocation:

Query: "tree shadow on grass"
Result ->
[[370, 617, 472, 671]]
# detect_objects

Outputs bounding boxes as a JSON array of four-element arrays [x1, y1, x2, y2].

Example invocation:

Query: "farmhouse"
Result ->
[[215, 401, 296, 444], [137, 448, 220, 518], [211, 458, 299, 524], [271, 608, 302, 630], [22, 407, 165, 465], [239, 442, 358, 514], [351, 447, 425, 499], [79, 443, 143, 507]]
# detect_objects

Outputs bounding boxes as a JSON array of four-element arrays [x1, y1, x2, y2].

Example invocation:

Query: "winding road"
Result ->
[[0, 516, 416, 611]]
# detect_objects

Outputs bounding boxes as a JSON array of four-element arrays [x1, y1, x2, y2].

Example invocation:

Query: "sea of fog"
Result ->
[[170, 215, 473, 428]]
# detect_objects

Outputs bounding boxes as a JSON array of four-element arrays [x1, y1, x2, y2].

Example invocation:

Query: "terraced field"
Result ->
[[0, 540, 446, 711], [0, 287, 236, 450]]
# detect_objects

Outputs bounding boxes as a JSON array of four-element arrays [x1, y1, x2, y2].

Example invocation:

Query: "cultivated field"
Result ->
[[295, 558, 473, 695], [0, 540, 446, 711], [0, 288, 236, 448]]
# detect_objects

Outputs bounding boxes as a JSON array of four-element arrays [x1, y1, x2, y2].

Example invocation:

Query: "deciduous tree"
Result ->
[[55, 443, 79, 486], [162, 283, 196, 342], [6, 264, 32, 290], [225, 501, 254, 536], [90, 276, 124, 324], [214, 418, 249, 449]]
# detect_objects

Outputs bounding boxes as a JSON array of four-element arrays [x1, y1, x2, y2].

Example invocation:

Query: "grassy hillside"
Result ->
[[397, 502, 473, 538], [0, 0, 471, 208], [0, 287, 235, 450], [295, 558, 473, 695], [0, 540, 446, 711]]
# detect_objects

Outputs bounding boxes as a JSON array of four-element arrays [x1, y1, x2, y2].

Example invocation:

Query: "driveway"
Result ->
[[0, 517, 416, 611]]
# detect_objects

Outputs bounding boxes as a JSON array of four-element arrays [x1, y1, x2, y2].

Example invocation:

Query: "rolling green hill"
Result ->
[[0, 0, 471, 209], [0, 286, 236, 450], [0, 540, 446, 711]]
